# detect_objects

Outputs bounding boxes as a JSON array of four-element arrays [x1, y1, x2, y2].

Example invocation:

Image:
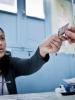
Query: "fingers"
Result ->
[[49, 40, 61, 50], [58, 35, 67, 41], [51, 37, 62, 45], [63, 26, 75, 43], [68, 38, 75, 43], [65, 30, 75, 40], [49, 37, 62, 52], [49, 34, 65, 47], [52, 34, 66, 41], [68, 26, 75, 33]]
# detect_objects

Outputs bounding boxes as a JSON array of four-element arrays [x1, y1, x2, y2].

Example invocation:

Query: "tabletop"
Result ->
[[0, 92, 75, 100]]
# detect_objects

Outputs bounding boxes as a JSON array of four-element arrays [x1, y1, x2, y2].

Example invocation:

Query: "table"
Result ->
[[0, 92, 75, 100]]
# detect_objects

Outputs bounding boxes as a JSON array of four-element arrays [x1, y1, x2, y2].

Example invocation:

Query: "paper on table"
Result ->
[[63, 77, 75, 84]]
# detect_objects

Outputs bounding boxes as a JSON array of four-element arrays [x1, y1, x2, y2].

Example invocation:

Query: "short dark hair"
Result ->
[[0, 27, 4, 33]]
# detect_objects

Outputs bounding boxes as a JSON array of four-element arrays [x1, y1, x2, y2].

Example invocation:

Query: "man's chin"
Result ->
[[0, 53, 5, 58]]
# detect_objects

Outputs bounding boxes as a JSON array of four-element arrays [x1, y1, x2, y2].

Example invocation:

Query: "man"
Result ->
[[0, 27, 65, 95]]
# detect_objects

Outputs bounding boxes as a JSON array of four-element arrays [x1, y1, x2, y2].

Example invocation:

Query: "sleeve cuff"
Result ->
[[40, 53, 49, 62], [38, 48, 50, 62]]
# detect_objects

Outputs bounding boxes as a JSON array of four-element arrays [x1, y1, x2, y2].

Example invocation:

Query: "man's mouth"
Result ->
[[0, 49, 4, 52]]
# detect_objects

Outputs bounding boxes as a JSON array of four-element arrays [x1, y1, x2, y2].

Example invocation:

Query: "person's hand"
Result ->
[[39, 34, 66, 57], [65, 26, 75, 43]]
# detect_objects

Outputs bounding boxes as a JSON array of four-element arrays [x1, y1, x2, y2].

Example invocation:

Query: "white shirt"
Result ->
[[0, 75, 9, 95]]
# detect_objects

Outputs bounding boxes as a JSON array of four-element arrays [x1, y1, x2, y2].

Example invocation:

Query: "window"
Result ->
[[0, 0, 17, 13], [26, 0, 45, 19]]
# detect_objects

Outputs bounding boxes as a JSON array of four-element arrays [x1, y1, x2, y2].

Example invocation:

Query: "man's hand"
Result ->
[[39, 34, 66, 57], [65, 26, 75, 43]]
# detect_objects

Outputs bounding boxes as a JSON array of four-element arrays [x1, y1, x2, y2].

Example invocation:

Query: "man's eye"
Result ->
[[1, 37, 5, 40]]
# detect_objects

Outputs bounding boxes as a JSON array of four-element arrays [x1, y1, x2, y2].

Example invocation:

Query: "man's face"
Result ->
[[0, 31, 6, 58]]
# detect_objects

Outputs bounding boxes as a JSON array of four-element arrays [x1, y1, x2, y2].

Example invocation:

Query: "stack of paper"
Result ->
[[63, 77, 75, 84]]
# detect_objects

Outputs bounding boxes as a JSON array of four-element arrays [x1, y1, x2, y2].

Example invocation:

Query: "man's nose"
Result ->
[[0, 40, 2, 45]]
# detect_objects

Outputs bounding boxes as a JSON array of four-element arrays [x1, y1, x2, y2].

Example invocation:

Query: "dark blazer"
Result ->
[[0, 48, 49, 94]]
